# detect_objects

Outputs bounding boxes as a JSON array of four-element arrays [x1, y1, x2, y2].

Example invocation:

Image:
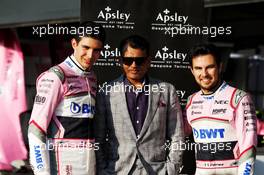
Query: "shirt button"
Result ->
[[136, 107, 139, 110], [136, 120, 139, 124]]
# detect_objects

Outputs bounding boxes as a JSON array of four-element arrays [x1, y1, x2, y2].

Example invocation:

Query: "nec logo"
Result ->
[[193, 128, 225, 139], [214, 100, 228, 105], [70, 102, 95, 115]]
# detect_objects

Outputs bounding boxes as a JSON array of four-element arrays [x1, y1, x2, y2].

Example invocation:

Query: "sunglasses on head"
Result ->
[[122, 57, 147, 66]]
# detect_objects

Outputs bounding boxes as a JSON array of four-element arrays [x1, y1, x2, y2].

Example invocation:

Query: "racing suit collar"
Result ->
[[67, 55, 91, 76], [200, 81, 227, 99]]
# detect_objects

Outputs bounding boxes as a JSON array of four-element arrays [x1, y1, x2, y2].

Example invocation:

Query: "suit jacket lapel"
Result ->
[[115, 77, 137, 140], [138, 78, 161, 139]]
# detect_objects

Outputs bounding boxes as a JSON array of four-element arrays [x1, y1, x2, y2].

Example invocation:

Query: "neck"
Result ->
[[202, 80, 223, 95], [127, 78, 144, 88]]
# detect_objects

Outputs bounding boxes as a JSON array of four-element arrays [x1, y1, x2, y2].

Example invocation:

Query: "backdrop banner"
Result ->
[[81, 0, 207, 173], [81, 0, 206, 106], [0, 29, 27, 170]]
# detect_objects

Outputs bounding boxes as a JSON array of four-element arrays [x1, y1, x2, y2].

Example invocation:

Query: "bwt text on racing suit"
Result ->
[[186, 82, 257, 175], [28, 56, 97, 175]]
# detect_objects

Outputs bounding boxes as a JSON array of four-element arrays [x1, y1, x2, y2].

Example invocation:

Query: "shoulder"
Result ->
[[148, 77, 175, 90], [230, 87, 250, 109], [36, 65, 65, 87], [185, 92, 198, 110]]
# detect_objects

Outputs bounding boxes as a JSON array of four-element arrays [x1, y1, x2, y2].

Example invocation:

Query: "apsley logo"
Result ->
[[96, 6, 134, 30], [156, 9, 188, 24], [98, 6, 130, 21], [96, 44, 120, 66], [70, 102, 95, 115], [100, 44, 121, 59], [151, 9, 189, 31], [152, 46, 188, 69], [155, 46, 187, 61], [176, 90, 186, 99], [193, 128, 225, 139]]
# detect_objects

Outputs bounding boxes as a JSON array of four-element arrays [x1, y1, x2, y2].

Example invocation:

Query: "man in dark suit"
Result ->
[[95, 35, 184, 175]]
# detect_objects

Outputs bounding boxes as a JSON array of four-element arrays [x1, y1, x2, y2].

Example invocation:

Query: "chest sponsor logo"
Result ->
[[244, 110, 255, 115], [214, 100, 229, 105], [70, 102, 95, 115], [65, 165, 72, 175], [193, 128, 225, 139], [191, 105, 203, 110], [191, 111, 202, 115], [212, 108, 227, 115], [34, 145, 44, 169], [192, 100, 203, 104]]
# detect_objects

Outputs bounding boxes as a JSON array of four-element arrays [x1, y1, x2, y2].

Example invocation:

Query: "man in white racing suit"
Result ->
[[186, 43, 257, 175], [28, 22, 105, 175]]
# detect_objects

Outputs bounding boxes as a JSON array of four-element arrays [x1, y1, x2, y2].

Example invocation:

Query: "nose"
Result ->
[[86, 49, 93, 58], [201, 68, 208, 77], [130, 60, 137, 67]]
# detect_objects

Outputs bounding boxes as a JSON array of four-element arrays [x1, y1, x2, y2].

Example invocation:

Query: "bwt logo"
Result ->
[[155, 9, 188, 24], [97, 6, 131, 22], [100, 44, 121, 58], [193, 128, 225, 139], [155, 46, 187, 61], [70, 102, 95, 115], [34, 145, 44, 169]]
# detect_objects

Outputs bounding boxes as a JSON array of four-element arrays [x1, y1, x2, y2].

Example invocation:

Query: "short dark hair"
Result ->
[[119, 35, 150, 57], [72, 21, 106, 43], [189, 43, 221, 67]]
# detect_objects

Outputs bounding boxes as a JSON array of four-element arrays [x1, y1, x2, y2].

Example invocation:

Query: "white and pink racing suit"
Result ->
[[28, 56, 97, 175], [186, 82, 257, 175]]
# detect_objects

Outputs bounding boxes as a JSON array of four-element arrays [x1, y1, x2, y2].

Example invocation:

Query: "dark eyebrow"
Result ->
[[81, 45, 90, 49], [206, 64, 216, 68], [193, 66, 202, 69], [81, 45, 102, 51]]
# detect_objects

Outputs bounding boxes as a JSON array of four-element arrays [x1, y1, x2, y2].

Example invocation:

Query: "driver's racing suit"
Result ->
[[186, 82, 257, 175], [28, 56, 97, 175]]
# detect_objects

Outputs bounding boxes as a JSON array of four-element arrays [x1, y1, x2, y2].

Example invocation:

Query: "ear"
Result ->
[[71, 38, 78, 49], [146, 56, 151, 68], [190, 66, 194, 75]]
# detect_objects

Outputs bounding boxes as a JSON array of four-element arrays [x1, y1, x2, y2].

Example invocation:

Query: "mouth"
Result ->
[[200, 78, 211, 84]]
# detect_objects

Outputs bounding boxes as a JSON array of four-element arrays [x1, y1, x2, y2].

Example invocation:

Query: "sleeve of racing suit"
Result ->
[[166, 85, 185, 175], [183, 95, 194, 136], [234, 93, 257, 175], [28, 70, 64, 175]]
